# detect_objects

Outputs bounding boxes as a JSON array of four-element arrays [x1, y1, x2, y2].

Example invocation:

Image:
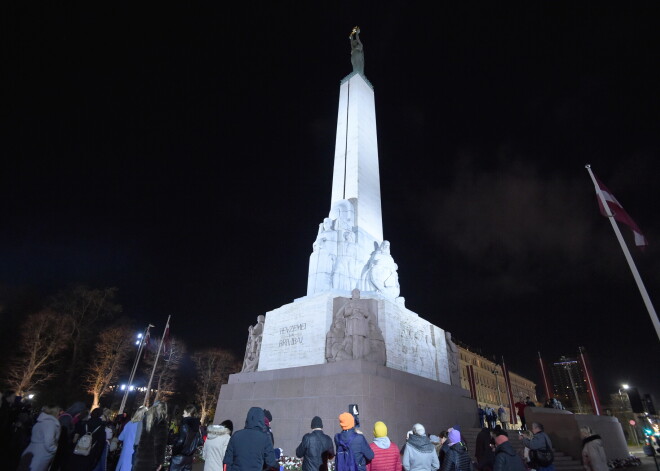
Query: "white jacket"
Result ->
[[203, 425, 232, 471], [20, 412, 61, 471]]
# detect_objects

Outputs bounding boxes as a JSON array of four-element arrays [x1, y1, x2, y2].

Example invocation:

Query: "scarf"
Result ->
[[407, 434, 435, 453], [582, 434, 602, 446]]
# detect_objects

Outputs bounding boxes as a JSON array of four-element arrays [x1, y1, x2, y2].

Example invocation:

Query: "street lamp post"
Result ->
[[565, 363, 583, 413], [118, 324, 154, 415], [618, 384, 629, 411], [618, 384, 639, 446]]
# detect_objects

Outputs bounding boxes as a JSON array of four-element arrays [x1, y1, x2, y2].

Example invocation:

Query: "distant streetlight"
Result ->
[[618, 384, 639, 446], [27, 394, 35, 400], [618, 384, 630, 411]]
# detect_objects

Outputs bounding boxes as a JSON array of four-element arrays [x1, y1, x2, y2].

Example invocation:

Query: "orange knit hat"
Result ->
[[339, 412, 355, 430]]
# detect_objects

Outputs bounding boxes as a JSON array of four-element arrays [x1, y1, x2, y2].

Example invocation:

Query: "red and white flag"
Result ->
[[594, 177, 647, 247]]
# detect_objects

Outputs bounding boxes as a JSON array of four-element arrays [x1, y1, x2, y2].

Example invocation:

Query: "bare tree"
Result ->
[[192, 348, 240, 424], [51, 285, 122, 386], [142, 336, 186, 405], [84, 324, 134, 409], [6, 309, 72, 395]]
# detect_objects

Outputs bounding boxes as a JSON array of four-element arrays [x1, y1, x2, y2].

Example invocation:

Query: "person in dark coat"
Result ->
[[133, 401, 169, 471], [0, 390, 18, 458], [224, 407, 277, 471], [474, 428, 494, 471], [440, 430, 470, 471], [493, 433, 525, 471], [334, 412, 374, 471], [263, 409, 282, 459], [170, 404, 203, 471], [66, 407, 107, 471], [296, 416, 335, 471], [52, 401, 86, 471]]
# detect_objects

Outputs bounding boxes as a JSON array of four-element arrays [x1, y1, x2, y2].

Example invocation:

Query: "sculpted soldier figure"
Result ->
[[242, 315, 265, 372]]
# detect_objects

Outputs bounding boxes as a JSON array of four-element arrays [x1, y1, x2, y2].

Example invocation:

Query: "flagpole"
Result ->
[[586, 165, 660, 342], [578, 346, 601, 415], [119, 323, 153, 415], [143, 315, 170, 407], [537, 352, 552, 402]]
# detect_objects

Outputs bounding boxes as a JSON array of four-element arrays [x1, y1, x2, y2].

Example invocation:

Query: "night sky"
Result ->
[[4, 4, 660, 399]]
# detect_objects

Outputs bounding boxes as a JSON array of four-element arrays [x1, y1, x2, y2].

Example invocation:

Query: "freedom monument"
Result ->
[[215, 29, 477, 451]]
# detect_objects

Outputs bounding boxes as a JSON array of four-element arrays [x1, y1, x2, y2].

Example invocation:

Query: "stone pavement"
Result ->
[[629, 446, 660, 471]]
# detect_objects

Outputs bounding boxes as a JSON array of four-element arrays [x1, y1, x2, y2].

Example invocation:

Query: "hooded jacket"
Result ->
[[18, 412, 61, 471], [581, 435, 608, 471], [494, 441, 525, 471], [368, 437, 402, 471], [402, 434, 439, 471], [204, 425, 232, 471], [334, 428, 374, 471], [224, 408, 277, 471]]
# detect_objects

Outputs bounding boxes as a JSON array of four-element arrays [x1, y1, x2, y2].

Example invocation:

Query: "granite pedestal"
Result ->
[[214, 359, 478, 454]]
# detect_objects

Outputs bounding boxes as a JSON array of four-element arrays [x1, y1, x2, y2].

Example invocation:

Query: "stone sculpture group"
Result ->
[[308, 200, 401, 300]]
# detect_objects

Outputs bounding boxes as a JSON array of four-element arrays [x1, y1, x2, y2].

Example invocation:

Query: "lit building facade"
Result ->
[[457, 343, 537, 424], [549, 356, 594, 414]]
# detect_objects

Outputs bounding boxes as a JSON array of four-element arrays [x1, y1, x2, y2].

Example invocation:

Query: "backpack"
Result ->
[[529, 435, 554, 468], [336, 433, 359, 471], [74, 424, 102, 456]]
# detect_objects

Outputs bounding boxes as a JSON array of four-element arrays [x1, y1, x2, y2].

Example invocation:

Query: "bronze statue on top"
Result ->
[[349, 26, 364, 74]]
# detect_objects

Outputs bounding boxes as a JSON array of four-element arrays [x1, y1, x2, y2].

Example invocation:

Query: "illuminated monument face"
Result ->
[[216, 34, 475, 454], [252, 69, 453, 384], [307, 72, 398, 300]]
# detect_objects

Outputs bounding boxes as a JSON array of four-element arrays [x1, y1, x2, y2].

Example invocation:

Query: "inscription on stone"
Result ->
[[278, 322, 307, 348]]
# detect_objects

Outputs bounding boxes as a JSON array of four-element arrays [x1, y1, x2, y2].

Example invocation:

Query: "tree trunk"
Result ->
[[67, 335, 80, 387], [92, 391, 100, 410]]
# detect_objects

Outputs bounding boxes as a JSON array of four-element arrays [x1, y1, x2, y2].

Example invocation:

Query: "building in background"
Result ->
[[549, 356, 593, 414], [456, 340, 537, 425]]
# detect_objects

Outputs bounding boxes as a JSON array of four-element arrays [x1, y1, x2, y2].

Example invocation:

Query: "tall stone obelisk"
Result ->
[[307, 27, 399, 300], [215, 30, 476, 454]]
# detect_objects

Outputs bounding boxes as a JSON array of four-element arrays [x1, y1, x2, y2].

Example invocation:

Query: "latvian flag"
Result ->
[[594, 176, 648, 248]]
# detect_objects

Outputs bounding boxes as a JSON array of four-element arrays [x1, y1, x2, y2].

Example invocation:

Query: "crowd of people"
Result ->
[[0, 390, 614, 471], [0, 390, 216, 471]]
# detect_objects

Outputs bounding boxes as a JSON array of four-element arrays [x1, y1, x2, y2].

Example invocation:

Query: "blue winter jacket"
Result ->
[[334, 429, 374, 471], [224, 408, 277, 471]]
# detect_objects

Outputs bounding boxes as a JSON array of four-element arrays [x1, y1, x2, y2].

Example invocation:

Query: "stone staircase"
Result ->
[[460, 428, 583, 471]]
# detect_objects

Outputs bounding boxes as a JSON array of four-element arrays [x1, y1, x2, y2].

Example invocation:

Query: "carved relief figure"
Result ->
[[308, 218, 338, 292], [360, 240, 401, 299], [325, 289, 386, 365], [333, 230, 357, 290], [242, 315, 265, 372], [445, 331, 460, 386]]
